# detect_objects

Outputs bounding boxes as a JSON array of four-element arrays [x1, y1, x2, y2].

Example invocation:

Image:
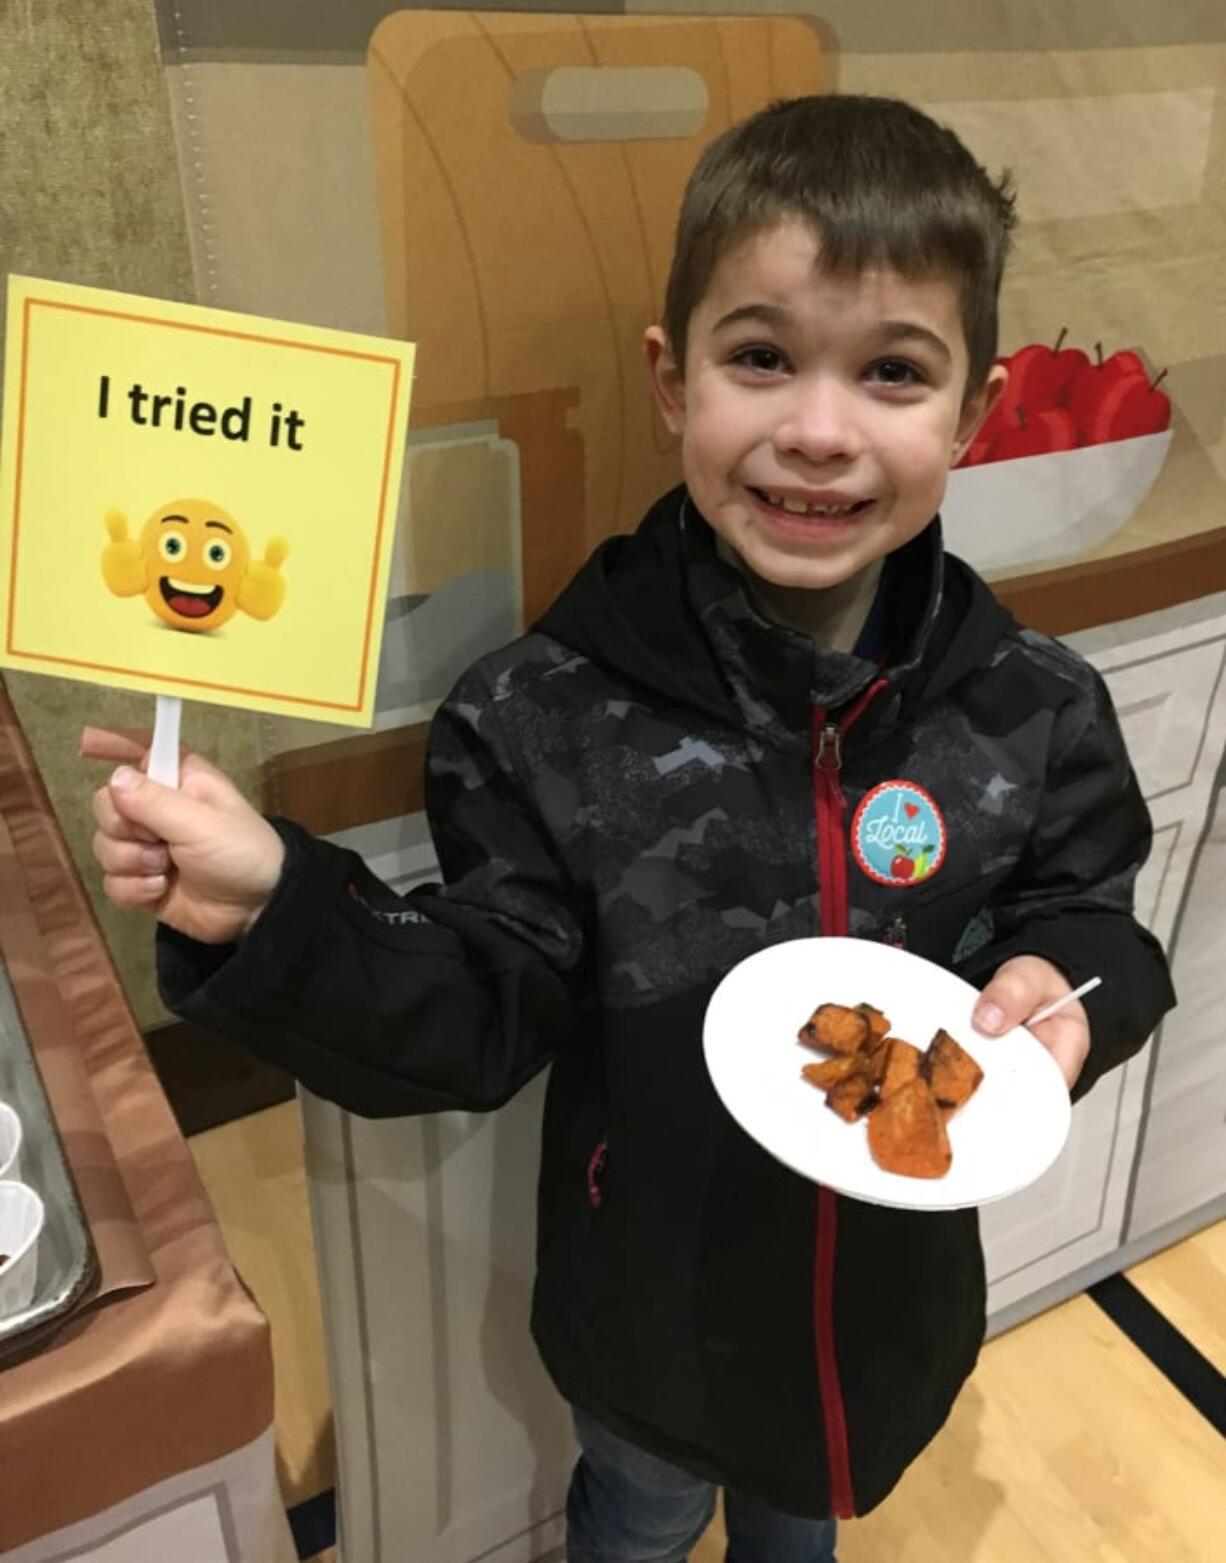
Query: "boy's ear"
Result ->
[[949, 362, 1009, 467], [644, 325, 686, 435]]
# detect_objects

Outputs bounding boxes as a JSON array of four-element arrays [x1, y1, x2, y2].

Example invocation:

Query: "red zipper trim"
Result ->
[[810, 678, 888, 1520]]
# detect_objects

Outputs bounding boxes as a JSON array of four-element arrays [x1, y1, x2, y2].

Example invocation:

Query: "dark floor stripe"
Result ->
[[1088, 1273, 1226, 1437], [287, 1487, 336, 1560]]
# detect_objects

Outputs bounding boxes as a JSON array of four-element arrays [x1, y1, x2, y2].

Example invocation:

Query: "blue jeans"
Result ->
[[567, 1409, 839, 1563]]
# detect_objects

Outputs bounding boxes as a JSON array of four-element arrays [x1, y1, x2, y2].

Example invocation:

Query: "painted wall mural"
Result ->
[[153, 3, 1226, 775]]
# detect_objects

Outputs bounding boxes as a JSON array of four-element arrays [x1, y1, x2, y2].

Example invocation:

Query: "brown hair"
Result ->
[[663, 95, 1017, 395]]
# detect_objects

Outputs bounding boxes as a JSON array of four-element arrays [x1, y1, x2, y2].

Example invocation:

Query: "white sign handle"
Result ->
[[148, 695, 182, 789]]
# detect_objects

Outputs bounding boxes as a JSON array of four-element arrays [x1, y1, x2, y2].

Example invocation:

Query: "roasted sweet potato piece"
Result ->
[[801, 1055, 864, 1090], [923, 1029, 984, 1113], [798, 1003, 869, 1055], [825, 1069, 877, 1122], [879, 1038, 923, 1099], [860, 1038, 891, 1089], [867, 1077, 952, 1178], [856, 1003, 891, 1045]]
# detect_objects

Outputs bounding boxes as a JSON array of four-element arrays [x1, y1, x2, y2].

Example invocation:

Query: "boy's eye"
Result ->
[[732, 344, 788, 375], [869, 358, 926, 387]]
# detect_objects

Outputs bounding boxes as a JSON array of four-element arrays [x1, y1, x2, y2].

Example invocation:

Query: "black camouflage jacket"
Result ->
[[161, 485, 1175, 1519]]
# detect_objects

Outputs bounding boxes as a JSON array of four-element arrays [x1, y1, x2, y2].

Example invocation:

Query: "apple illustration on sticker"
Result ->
[[889, 844, 936, 883]]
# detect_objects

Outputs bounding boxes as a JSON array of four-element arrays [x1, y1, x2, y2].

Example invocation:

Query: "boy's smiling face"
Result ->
[[646, 219, 1005, 599]]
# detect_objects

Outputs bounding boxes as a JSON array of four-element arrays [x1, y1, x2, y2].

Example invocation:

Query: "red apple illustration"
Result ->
[[890, 854, 916, 880], [1078, 368, 1171, 445], [988, 403, 1078, 462], [1066, 341, 1148, 433], [957, 394, 1013, 468], [996, 343, 1048, 421], [1001, 328, 1088, 417], [1031, 327, 1089, 406]]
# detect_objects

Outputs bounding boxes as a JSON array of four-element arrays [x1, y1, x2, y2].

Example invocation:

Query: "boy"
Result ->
[[88, 96, 1174, 1561]]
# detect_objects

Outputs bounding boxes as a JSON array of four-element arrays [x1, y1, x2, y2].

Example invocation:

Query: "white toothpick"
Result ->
[[148, 695, 182, 789], [1027, 977, 1102, 1027]]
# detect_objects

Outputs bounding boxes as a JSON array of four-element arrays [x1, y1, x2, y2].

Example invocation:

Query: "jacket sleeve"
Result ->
[[157, 671, 591, 1118], [955, 663, 1176, 1103]]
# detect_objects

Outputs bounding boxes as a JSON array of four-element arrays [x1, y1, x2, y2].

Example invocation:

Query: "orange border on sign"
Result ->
[[7, 296, 406, 714]]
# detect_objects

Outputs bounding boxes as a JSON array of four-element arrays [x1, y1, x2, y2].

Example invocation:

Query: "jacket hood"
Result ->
[[536, 486, 1014, 743]]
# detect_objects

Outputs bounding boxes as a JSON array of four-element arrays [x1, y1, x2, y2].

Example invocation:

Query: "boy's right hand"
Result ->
[[83, 727, 285, 945]]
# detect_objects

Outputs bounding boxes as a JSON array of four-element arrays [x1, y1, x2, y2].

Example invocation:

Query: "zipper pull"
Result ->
[[883, 914, 908, 949], [816, 720, 842, 773]]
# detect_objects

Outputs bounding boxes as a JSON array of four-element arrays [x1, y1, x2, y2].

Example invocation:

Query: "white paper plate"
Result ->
[[703, 938, 1072, 1211]]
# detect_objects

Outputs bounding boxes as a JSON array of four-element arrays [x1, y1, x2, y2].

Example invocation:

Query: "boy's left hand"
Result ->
[[972, 955, 1089, 1090]]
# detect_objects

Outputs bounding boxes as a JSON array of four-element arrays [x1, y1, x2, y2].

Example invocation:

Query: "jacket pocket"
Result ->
[[879, 863, 1012, 968]]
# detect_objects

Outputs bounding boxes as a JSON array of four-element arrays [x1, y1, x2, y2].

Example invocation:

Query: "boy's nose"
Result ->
[[773, 378, 864, 464]]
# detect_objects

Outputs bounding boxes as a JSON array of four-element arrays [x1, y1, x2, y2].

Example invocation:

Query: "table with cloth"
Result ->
[[0, 687, 294, 1563]]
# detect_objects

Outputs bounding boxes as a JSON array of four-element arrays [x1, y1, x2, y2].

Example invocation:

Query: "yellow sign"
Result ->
[[0, 275, 415, 725]]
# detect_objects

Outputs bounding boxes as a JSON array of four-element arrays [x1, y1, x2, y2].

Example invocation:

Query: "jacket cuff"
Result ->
[[156, 817, 347, 1023]]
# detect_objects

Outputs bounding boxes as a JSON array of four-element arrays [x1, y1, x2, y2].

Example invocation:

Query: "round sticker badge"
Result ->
[[852, 781, 947, 887]]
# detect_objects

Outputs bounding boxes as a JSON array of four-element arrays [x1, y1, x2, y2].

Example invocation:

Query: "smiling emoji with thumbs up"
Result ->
[[101, 498, 290, 633]]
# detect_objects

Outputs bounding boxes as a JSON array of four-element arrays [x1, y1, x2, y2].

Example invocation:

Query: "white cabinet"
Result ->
[[301, 823, 571, 1563], [982, 1059, 1142, 1318], [1087, 607, 1226, 1241], [301, 1080, 571, 1563], [1124, 776, 1226, 1237], [983, 599, 1226, 1323]]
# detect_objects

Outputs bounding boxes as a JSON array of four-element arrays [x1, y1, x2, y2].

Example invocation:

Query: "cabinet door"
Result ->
[[307, 808, 571, 1563], [1096, 635, 1226, 803], [1125, 772, 1226, 1237], [301, 1081, 572, 1563], [1090, 619, 1226, 1239], [982, 625, 1226, 1319], [982, 1055, 1143, 1319]]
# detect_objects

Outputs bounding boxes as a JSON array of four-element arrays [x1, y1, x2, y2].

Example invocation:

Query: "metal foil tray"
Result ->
[[0, 963, 97, 1354]]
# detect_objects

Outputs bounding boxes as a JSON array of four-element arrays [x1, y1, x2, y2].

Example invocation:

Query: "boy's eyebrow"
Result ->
[[711, 302, 790, 333], [709, 307, 954, 366], [875, 320, 953, 365]]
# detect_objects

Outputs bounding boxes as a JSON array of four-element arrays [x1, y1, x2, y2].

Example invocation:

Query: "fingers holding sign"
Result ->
[[81, 726, 286, 943]]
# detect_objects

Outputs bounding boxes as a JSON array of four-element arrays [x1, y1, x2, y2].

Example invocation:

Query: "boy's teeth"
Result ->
[[766, 492, 859, 517]]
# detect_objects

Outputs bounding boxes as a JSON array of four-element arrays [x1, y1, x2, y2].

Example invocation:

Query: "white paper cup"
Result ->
[[0, 1101, 22, 1182], [0, 1180, 44, 1317]]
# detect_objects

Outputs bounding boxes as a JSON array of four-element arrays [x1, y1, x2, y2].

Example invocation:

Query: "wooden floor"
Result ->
[[190, 1103, 1226, 1563]]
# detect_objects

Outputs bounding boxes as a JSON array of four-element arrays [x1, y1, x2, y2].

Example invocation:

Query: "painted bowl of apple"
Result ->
[[941, 336, 1174, 574]]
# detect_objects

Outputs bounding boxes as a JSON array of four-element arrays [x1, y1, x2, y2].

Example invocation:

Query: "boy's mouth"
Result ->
[[752, 489, 873, 520]]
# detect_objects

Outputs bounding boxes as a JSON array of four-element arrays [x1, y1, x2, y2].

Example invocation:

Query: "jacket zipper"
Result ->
[[810, 680, 888, 1520]]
